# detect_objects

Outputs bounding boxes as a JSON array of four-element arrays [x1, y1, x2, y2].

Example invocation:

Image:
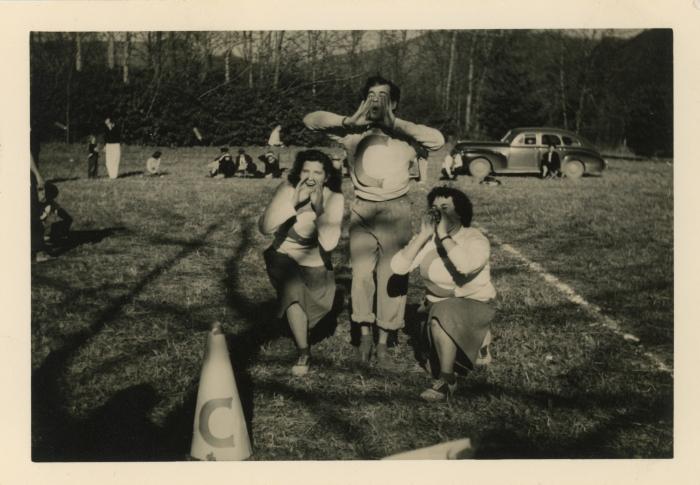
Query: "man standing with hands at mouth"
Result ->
[[304, 76, 445, 368]]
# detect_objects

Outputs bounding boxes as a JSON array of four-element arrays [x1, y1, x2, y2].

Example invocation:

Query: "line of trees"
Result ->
[[30, 29, 672, 156]]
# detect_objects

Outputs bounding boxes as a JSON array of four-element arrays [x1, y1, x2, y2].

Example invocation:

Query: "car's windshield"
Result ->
[[501, 130, 513, 143]]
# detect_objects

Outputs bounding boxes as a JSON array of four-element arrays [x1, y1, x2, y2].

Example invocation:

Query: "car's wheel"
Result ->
[[563, 160, 585, 179], [469, 158, 491, 181]]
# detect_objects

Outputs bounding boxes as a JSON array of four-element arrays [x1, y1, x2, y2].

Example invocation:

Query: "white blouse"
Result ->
[[259, 182, 344, 267], [391, 226, 496, 302]]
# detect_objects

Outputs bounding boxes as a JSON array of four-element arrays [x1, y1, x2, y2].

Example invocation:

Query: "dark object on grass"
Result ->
[[479, 176, 502, 186], [119, 171, 145, 178], [47, 227, 126, 257]]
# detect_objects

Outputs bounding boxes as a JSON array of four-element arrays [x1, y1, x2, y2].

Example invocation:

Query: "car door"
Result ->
[[508, 132, 538, 171]]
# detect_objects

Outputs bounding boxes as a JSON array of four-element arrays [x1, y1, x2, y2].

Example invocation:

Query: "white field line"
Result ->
[[476, 224, 673, 376]]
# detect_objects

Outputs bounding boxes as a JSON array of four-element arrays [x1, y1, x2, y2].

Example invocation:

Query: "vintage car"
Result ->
[[453, 127, 607, 179]]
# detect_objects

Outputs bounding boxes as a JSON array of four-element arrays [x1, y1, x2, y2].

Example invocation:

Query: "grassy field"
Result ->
[[31, 143, 673, 460]]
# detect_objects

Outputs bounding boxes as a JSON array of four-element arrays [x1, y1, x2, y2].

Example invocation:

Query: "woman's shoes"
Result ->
[[420, 379, 457, 402], [291, 354, 310, 377]]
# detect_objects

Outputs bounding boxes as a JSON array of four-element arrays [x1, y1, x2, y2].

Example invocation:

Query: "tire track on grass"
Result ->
[[476, 223, 673, 376]]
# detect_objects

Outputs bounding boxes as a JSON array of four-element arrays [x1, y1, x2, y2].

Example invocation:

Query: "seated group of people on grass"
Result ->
[[258, 75, 496, 403], [208, 147, 282, 179]]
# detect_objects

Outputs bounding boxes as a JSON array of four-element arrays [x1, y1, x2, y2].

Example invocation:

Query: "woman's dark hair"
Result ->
[[44, 182, 59, 202], [288, 149, 342, 193], [361, 75, 401, 106], [152, 151, 162, 158], [427, 186, 473, 227]]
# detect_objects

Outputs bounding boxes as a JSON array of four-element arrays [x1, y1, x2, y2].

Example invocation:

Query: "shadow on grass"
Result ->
[[47, 227, 126, 257], [32, 221, 224, 461], [118, 170, 145, 178], [47, 176, 80, 183], [469, 330, 673, 458], [589, 282, 673, 350]]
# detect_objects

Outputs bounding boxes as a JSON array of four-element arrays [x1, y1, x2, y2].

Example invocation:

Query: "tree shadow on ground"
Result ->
[[468, 333, 673, 458], [251, 377, 448, 459], [47, 176, 80, 183], [222, 220, 286, 448], [47, 227, 126, 257], [32, 222, 224, 461]]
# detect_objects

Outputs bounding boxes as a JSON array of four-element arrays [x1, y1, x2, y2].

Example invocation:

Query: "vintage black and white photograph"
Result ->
[[26, 25, 677, 464]]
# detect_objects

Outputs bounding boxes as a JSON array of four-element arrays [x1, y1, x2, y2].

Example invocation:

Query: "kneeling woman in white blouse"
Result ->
[[391, 186, 496, 401], [259, 150, 344, 377]]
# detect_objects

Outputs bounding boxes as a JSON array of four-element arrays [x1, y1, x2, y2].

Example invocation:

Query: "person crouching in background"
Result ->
[[258, 149, 344, 376], [146, 151, 163, 176], [208, 147, 236, 178], [441, 148, 463, 181], [541, 144, 561, 179], [40, 182, 73, 246], [259, 151, 282, 178]]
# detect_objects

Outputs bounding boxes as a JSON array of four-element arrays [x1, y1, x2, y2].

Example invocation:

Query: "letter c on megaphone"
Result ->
[[199, 398, 235, 447]]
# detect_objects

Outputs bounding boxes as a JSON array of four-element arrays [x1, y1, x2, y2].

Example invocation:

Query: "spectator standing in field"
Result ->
[[258, 149, 344, 376], [391, 186, 496, 401], [146, 151, 163, 176], [304, 75, 445, 367], [267, 124, 283, 147], [87, 135, 99, 179], [208, 147, 236, 178], [104, 117, 122, 179], [541, 144, 561, 179]]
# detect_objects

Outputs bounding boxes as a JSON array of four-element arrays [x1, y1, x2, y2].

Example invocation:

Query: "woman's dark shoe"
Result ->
[[420, 379, 457, 402]]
